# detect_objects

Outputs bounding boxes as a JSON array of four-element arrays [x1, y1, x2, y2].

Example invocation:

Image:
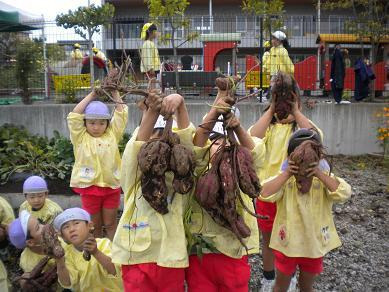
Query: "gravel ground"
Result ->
[[249, 155, 389, 292], [3, 155, 388, 291]]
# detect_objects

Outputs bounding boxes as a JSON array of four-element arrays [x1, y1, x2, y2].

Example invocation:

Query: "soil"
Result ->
[[2, 155, 388, 291]]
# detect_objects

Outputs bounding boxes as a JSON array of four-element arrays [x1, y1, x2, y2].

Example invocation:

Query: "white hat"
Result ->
[[154, 115, 178, 129], [272, 31, 286, 41], [20, 210, 31, 240], [54, 208, 91, 231], [210, 107, 240, 139]]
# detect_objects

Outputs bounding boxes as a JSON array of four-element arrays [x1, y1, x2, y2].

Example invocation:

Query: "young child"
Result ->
[[249, 76, 322, 291], [54, 207, 122, 291], [260, 129, 351, 292], [140, 22, 160, 79], [19, 176, 62, 224], [0, 196, 15, 292], [112, 91, 193, 291], [186, 92, 265, 291], [18, 176, 62, 274], [68, 90, 128, 240], [8, 210, 59, 289]]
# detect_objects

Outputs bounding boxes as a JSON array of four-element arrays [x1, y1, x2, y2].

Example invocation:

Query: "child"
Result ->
[[263, 31, 294, 89], [68, 90, 128, 240], [0, 196, 15, 292], [249, 78, 322, 291], [53, 208, 122, 291], [8, 210, 59, 289], [186, 92, 265, 291], [18, 176, 62, 274], [140, 22, 161, 79], [260, 129, 351, 292], [19, 176, 62, 224], [112, 91, 193, 291]]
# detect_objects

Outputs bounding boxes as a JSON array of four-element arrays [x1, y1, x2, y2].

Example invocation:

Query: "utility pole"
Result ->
[[316, 0, 321, 91]]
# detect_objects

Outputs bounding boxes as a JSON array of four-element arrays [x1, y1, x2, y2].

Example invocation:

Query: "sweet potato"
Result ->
[[236, 146, 261, 198], [194, 170, 220, 207], [41, 224, 64, 258], [141, 176, 169, 214], [138, 140, 171, 176], [170, 144, 195, 177], [289, 140, 321, 193], [272, 72, 296, 120]]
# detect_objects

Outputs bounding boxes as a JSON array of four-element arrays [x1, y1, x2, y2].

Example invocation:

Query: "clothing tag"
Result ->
[[80, 167, 95, 179], [321, 226, 330, 242]]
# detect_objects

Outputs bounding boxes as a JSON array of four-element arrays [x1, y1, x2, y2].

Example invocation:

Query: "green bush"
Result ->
[[0, 124, 131, 184]]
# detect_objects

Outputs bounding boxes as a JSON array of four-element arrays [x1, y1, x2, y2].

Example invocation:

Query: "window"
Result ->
[[192, 16, 210, 34], [162, 18, 184, 39], [236, 16, 247, 33]]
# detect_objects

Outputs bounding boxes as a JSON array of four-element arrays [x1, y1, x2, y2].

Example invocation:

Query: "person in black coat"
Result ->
[[330, 45, 346, 104], [354, 57, 376, 101]]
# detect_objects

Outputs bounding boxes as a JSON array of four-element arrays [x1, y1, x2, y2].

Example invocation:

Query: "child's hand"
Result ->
[[225, 112, 240, 129], [214, 97, 233, 115], [288, 92, 300, 115], [83, 234, 98, 255], [161, 94, 183, 117], [305, 162, 320, 177], [285, 160, 299, 176], [147, 89, 163, 112]]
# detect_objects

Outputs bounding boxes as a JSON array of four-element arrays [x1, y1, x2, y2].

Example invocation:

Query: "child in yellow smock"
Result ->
[[54, 208, 122, 292], [68, 90, 128, 240], [249, 73, 323, 291], [186, 91, 265, 292], [18, 176, 62, 274], [112, 91, 194, 292], [260, 129, 351, 292]]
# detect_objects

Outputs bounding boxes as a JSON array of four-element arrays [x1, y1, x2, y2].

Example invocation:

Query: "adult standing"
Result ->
[[140, 23, 161, 79], [330, 45, 345, 104], [354, 56, 375, 101]]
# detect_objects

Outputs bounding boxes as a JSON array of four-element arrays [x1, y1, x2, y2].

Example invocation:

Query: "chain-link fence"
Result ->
[[0, 16, 387, 104]]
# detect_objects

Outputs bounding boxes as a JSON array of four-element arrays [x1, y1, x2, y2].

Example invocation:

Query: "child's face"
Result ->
[[25, 192, 48, 210], [85, 119, 108, 137], [271, 37, 281, 47], [61, 220, 91, 247], [26, 216, 44, 246]]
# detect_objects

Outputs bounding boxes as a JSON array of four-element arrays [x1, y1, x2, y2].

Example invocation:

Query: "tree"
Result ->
[[145, 0, 198, 90], [242, 0, 285, 37], [56, 3, 115, 86], [321, 0, 389, 99]]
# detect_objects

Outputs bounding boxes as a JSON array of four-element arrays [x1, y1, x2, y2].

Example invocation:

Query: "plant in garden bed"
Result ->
[[375, 106, 389, 159], [0, 124, 73, 184]]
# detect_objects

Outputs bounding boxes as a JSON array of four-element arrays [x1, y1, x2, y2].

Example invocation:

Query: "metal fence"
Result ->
[[0, 15, 387, 104]]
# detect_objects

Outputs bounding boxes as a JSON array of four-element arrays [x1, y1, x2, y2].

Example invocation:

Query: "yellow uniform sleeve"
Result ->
[[326, 176, 352, 203], [0, 260, 8, 292], [251, 136, 266, 172], [259, 174, 286, 203], [67, 112, 86, 145], [141, 41, 154, 73], [0, 197, 15, 225], [120, 128, 144, 204], [109, 106, 128, 142], [277, 48, 294, 75]]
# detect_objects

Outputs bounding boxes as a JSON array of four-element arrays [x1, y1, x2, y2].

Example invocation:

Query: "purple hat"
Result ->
[[54, 208, 91, 231], [84, 101, 110, 119], [23, 176, 48, 194], [9, 210, 31, 249]]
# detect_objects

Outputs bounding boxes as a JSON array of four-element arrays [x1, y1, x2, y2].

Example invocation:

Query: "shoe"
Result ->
[[287, 275, 298, 292], [260, 278, 274, 292]]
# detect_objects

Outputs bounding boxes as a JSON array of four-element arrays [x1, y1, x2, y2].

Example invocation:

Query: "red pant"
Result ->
[[186, 254, 250, 292], [122, 263, 185, 292], [256, 200, 277, 232], [273, 250, 323, 275], [73, 186, 120, 215]]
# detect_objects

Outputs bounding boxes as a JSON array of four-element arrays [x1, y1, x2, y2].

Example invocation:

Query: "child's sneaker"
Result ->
[[287, 275, 298, 292], [260, 278, 274, 292]]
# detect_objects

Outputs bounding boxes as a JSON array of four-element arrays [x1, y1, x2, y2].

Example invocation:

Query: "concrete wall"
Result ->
[[0, 103, 385, 155]]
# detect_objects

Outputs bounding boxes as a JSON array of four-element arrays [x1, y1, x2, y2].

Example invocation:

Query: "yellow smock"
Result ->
[[71, 49, 83, 60], [189, 137, 265, 258], [67, 106, 128, 189], [58, 238, 122, 292], [263, 45, 294, 76], [0, 196, 15, 292], [112, 124, 195, 268], [141, 40, 160, 73], [19, 198, 62, 224], [260, 174, 351, 258]]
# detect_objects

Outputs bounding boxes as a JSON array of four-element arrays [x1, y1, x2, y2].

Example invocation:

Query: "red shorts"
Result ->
[[273, 250, 323, 276], [256, 200, 277, 232], [186, 254, 250, 292], [121, 263, 185, 292], [73, 186, 121, 215]]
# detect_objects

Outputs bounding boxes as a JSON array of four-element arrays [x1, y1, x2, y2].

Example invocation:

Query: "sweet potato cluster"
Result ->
[[272, 72, 298, 120], [290, 140, 323, 193], [138, 119, 195, 214]]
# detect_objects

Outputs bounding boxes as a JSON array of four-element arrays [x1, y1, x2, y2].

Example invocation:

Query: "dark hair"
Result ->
[[282, 39, 290, 51], [83, 119, 110, 129], [287, 128, 322, 156], [146, 24, 157, 40]]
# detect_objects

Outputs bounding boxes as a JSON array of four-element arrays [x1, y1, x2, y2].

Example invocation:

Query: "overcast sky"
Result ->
[[1, 0, 102, 20]]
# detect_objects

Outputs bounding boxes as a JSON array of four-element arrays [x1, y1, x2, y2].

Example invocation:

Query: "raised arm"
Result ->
[[72, 91, 97, 114], [249, 101, 275, 139], [136, 89, 161, 141], [161, 93, 189, 129]]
